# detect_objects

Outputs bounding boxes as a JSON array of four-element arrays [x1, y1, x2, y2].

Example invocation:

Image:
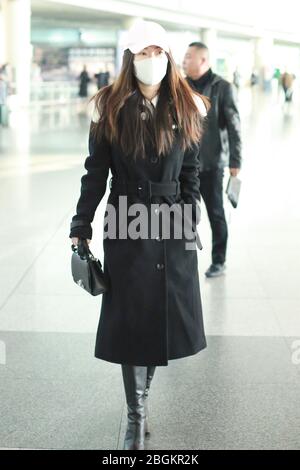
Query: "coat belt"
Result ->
[[109, 176, 181, 201]]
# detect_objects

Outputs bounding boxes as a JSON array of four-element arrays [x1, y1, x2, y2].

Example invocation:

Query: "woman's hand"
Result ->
[[229, 168, 240, 177], [71, 237, 91, 246]]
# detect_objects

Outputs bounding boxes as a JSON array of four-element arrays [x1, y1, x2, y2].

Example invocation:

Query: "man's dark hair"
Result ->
[[188, 42, 208, 50]]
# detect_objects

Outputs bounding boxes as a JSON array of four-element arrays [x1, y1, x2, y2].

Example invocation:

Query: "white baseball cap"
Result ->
[[122, 20, 170, 54]]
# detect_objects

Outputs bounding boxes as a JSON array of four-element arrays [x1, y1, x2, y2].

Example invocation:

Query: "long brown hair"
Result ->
[[90, 49, 210, 160]]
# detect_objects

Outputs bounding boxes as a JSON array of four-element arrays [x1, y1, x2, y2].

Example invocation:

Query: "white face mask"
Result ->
[[133, 54, 168, 86]]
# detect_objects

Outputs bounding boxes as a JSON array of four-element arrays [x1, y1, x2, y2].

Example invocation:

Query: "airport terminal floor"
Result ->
[[0, 87, 300, 450]]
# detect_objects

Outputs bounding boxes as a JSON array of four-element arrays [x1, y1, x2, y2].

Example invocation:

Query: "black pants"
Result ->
[[199, 168, 228, 265]]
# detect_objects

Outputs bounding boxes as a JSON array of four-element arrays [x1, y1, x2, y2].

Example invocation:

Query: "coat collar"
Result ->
[[146, 94, 159, 107], [129, 89, 159, 108]]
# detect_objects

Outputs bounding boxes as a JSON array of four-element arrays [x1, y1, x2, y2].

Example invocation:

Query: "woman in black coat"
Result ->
[[69, 20, 209, 450]]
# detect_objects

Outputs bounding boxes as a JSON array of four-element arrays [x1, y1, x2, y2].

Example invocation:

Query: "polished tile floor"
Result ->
[[0, 88, 300, 449]]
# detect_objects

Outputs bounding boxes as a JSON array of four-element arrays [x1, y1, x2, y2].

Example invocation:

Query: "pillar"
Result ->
[[201, 28, 218, 70], [0, 2, 5, 66], [2, 0, 32, 107]]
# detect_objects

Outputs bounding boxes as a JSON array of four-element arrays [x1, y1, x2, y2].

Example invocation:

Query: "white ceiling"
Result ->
[[31, 0, 124, 26], [186, 0, 300, 35], [30, 0, 300, 40]]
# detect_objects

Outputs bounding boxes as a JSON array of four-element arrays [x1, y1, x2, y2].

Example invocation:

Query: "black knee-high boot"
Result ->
[[121, 364, 148, 450], [144, 366, 156, 438]]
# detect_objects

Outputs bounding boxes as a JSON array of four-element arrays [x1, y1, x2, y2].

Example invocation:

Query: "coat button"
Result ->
[[156, 263, 164, 270]]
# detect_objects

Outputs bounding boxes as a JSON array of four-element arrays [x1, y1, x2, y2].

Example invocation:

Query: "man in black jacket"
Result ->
[[183, 42, 242, 278]]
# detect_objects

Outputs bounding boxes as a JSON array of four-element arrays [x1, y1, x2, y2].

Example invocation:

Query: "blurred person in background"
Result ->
[[0, 62, 12, 84], [262, 65, 273, 93], [281, 70, 296, 104], [69, 20, 209, 450], [0, 72, 8, 126], [183, 42, 242, 278], [250, 69, 259, 87], [233, 67, 241, 91], [94, 68, 110, 90], [78, 64, 90, 98]]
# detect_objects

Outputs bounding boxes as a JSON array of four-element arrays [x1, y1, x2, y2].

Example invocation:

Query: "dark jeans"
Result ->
[[199, 168, 228, 265]]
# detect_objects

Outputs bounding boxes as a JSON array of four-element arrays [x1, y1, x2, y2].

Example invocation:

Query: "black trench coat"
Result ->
[[69, 98, 207, 366]]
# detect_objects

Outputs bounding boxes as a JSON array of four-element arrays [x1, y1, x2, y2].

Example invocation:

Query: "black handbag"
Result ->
[[71, 239, 108, 296]]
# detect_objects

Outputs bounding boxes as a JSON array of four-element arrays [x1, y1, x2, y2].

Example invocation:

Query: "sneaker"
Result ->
[[205, 263, 226, 278]]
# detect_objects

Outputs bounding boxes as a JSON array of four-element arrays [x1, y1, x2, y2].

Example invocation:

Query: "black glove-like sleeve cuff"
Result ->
[[69, 219, 92, 240]]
